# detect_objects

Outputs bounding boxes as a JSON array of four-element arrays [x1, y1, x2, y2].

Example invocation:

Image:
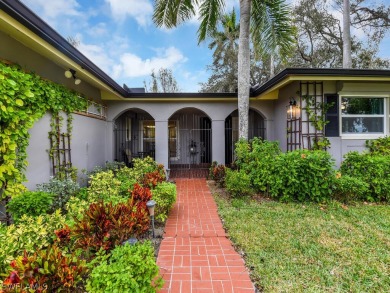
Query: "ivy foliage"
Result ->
[[0, 61, 87, 197]]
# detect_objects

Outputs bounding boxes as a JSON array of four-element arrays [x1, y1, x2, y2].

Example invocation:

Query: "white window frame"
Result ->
[[339, 94, 388, 139]]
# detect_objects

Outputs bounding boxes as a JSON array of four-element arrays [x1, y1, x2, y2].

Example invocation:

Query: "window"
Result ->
[[340, 96, 386, 136]]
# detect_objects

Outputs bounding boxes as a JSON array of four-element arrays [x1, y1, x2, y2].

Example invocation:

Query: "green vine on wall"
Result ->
[[302, 95, 333, 150], [0, 61, 87, 198]]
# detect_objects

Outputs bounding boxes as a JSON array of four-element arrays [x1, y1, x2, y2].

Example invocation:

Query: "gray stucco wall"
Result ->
[[0, 31, 102, 102], [24, 113, 108, 189]]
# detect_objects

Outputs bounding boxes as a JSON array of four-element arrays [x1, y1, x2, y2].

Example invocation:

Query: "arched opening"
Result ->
[[168, 108, 212, 170], [225, 108, 266, 164], [114, 108, 155, 166]]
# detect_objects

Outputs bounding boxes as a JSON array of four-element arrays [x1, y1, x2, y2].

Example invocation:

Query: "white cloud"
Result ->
[[87, 23, 109, 37], [104, 0, 153, 27], [116, 47, 187, 78], [78, 42, 115, 75], [21, 0, 80, 19]]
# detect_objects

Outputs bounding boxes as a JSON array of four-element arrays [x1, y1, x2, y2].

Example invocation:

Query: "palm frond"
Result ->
[[153, 0, 197, 28], [251, 0, 296, 61], [197, 0, 225, 43]]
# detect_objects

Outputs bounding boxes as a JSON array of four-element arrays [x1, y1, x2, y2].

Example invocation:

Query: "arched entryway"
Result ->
[[225, 108, 266, 164], [168, 108, 212, 170], [114, 108, 155, 166]]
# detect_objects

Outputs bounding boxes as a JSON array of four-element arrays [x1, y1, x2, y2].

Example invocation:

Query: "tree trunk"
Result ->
[[270, 54, 275, 77], [238, 0, 251, 140], [343, 0, 352, 68]]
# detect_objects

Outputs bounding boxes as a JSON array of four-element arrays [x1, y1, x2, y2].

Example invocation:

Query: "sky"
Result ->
[[20, 0, 390, 92]]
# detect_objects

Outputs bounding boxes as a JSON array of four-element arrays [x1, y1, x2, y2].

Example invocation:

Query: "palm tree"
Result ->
[[203, 9, 239, 93], [153, 0, 294, 140]]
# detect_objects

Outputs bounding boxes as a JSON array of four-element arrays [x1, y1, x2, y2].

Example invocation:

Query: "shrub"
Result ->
[[235, 138, 281, 192], [86, 242, 163, 293], [340, 152, 390, 201], [332, 175, 370, 202], [142, 170, 165, 189], [212, 164, 227, 187], [7, 191, 54, 222], [0, 210, 66, 275], [269, 150, 335, 202], [36, 177, 80, 211], [208, 161, 218, 180], [151, 182, 176, 222], [71, 199, 149, 254], [2, 245, 86, 292], [225, 169, 253, 197], [366, 136, 390, 156], [87, 170, 122, 200]]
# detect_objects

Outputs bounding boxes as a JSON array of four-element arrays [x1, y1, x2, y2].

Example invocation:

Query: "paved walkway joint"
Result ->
[[157, 179, 255, 293]]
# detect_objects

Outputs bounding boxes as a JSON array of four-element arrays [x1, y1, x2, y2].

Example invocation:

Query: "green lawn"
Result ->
[[214, 194, 390, 292]]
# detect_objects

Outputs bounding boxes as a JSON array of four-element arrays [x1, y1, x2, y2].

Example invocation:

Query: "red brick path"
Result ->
[[157, 179, 255, 293]]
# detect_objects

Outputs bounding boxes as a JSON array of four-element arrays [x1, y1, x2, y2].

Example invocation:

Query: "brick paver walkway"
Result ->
[[157, 179, 255, 293]]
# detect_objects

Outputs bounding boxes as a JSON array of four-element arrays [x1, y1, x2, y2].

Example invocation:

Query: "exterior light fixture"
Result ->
[[287, 97, 297, 120], [64, 69, 81, 85], [146, 200, 156, 238], [189, 140, 197, 155]]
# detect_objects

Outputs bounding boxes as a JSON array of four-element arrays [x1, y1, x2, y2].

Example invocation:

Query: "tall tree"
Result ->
[[153, 0, 294, 140], [343, 0, 352, 67], [200, 9, 275, 92], [144, 68, 180, 93], [291, 0, 390, 68]]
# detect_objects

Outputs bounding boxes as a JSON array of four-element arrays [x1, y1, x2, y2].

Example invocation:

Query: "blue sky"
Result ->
[[20, 0, 390, 92]]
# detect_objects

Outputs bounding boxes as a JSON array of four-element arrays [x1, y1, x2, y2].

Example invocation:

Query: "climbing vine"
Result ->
[[302, 95, 333, 150], [0, 61, 87, 198]]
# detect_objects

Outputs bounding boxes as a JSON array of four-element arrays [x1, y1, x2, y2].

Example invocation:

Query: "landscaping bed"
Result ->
[[0, 158, 176, 292]]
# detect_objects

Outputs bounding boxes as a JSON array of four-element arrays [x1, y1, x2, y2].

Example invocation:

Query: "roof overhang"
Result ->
[[252, 68, 390, 100], [0, 0, 127, 100]]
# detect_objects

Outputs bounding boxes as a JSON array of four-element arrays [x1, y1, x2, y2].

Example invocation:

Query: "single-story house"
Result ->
[[1, 0, 390, 189]]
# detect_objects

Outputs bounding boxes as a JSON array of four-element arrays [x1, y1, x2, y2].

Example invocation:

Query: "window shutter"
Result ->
[[325, 94, 339, 137]]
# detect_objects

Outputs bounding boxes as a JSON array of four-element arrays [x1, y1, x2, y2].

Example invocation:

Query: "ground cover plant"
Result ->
[[212, 188, 390, 292]]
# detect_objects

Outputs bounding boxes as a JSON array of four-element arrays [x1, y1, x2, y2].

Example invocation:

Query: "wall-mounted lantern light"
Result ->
[[287, 97, 297, 120], [64, 69, 81, 85]]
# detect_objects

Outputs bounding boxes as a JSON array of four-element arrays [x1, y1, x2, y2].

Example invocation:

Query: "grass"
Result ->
[[214, 194, 390, 292]]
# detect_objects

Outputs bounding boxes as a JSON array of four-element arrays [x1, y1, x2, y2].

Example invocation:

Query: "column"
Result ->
[[155, 120, 169, 169], [212, 119, 225, 165]]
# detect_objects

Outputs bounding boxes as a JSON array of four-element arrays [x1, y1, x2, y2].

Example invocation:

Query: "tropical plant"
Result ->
[[0, 210, 66, 275], [7, 191, 54, 222], [36, 177, 80, 211], [153, 0, 294, 140], [86, 242, 163, 293], [151, 182, 177, 222], [2, 245, 86, 292], [340, 151, 390, 202], [225, 168, 253, 197], [71, 199, 149, 254], [366, 136, 390, 156]]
